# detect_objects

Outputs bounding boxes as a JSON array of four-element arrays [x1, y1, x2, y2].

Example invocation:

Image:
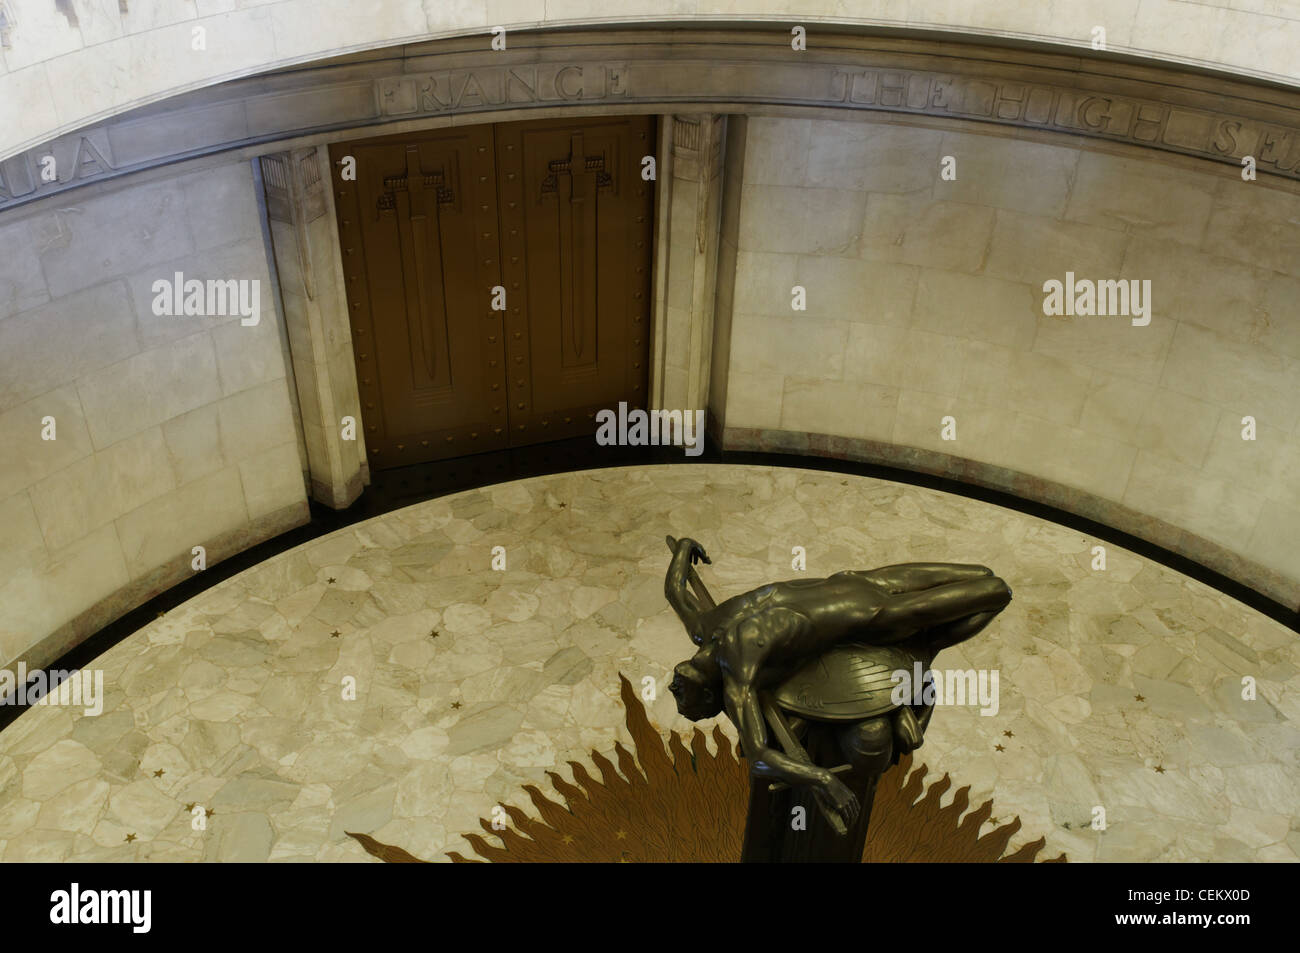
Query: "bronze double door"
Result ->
[[331, 116, 655, 469]]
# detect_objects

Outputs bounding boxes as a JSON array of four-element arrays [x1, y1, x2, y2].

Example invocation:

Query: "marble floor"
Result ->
[[0, 464, 1296, 862]]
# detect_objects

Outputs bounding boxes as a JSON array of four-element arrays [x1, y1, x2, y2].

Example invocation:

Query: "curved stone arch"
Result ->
[[4, 27, 1300, 215], [2, 2, 1299, 161]]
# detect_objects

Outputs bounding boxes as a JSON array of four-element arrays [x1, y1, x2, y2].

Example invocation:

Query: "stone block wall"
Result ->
[[0, 158, 309, 670], [725, 116, 1300, 600]]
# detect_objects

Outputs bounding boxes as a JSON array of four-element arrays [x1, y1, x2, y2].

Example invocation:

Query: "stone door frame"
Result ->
[[255, 104, 727, 507]]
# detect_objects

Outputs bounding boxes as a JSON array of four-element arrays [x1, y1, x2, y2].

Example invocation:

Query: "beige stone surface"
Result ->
[[0, 156, 307, 670], [806, 120, 944, 194], [860, 192, 995, 273], [238, 441, 308, 521], [76, 331, 225, 449], [114, 466, 248, 577], [0, 218, 48, 317], [1064, 153, 1219, 242], [32, 180, 194, 299], [780, 377, 898, 442], [0, 386, 95, 501], [936, 133, 1078, 218], [740, 184, 866, 256], [726, 116, 1300, 590], [0, 282, 138, 414], [29, 427, 177, 551], [161, 404, 227, 486], [126, 240, 272, 349], [0, 523, 130, 664], [1202, 181, 1300, 279], [0, 492, 46, 580]]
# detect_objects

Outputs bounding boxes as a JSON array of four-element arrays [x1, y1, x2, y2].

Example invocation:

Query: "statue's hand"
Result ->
[[680, 537, 711, 566], [813, 775, 860, 836]]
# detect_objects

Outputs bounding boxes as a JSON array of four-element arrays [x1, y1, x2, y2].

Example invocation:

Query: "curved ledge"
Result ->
[[5, 25, 1300, 214]]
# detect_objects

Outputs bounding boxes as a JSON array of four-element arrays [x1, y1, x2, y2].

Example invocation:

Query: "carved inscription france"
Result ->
[[378, 64, 629, 116]]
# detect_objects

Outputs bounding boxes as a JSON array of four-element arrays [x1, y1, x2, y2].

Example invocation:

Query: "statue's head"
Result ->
[[668, 649, 723, 721]]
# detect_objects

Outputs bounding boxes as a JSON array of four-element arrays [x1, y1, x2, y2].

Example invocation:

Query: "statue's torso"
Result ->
[[708, 574, 894, 663]]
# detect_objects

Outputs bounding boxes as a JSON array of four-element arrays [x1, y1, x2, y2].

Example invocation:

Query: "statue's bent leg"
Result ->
[[826, 716, 895, 861], [873, 576, 1012, 641], [925, 608, 1004, 653], [843, 563, 994, 592], [837, 717, 894, 777]]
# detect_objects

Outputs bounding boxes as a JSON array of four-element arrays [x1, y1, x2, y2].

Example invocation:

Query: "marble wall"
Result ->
[[0, 158, 309, 671], [724, 116, 1300, 597], [3, 1, 1300, 162]]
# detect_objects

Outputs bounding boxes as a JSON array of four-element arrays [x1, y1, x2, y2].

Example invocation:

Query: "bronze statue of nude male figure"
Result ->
[[663, 535, 1012, 860]]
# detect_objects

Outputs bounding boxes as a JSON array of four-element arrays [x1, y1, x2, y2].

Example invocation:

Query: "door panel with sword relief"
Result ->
[[495, 115, 655, 443], [330, 115, 654, 469]]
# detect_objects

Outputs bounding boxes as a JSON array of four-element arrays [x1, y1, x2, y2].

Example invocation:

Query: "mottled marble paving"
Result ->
[[0, 465, 1296, 862]]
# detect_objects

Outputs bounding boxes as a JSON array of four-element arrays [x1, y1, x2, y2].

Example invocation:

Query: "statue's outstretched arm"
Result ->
[[726, 680, 828, 789], [664, 536, 710, 644], [726, 680, 861, 834], [719, 620, 861, 832]]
